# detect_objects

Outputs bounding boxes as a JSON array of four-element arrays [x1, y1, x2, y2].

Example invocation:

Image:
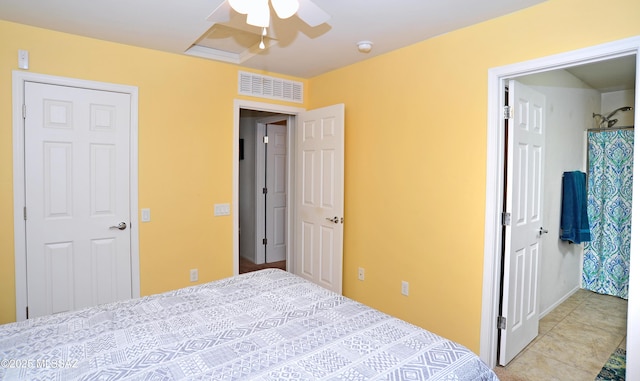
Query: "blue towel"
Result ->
[[560, 171, 591, 243]]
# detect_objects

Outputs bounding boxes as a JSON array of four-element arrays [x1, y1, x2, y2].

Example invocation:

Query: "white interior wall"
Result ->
[[601, 90, 636, 126], [239, 116, 258, 263], [519, 70, 601, 316]]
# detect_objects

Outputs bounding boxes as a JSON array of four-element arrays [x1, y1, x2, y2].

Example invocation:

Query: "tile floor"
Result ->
[[495, 288, 628, 381]]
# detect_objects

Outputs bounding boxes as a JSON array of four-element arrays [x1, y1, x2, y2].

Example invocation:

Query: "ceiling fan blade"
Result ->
[[296, 0, 330, 27], [206, 0, 232, 24]]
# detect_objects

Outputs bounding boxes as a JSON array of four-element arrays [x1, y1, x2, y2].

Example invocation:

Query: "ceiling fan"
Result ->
[[207, 0, 330, 29]]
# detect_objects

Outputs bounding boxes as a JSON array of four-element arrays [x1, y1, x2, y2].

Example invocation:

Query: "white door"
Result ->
[[25, 82, 133, 319], [294, 104, 345, 294], [500, 80, 546, 365], [265, 123, 287, 263]]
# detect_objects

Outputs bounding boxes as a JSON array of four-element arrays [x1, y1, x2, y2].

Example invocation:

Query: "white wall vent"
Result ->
[[238, 71, 303, 103]]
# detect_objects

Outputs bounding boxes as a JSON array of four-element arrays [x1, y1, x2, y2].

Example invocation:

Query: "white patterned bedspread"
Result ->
[[0, 269, 498, 380]]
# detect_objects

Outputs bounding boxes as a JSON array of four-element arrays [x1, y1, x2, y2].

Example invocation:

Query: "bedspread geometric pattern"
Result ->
[[0, 269, 499, 380]]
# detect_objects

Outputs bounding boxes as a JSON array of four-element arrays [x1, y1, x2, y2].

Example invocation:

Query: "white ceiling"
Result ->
[[0, 0, 635, 90], [565, 55, 636, 92]]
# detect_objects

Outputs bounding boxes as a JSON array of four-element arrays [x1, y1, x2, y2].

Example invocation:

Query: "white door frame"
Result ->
[[233, 100, 304, 275], [480, 36, 640, 377], [12, 71, 140, 321]]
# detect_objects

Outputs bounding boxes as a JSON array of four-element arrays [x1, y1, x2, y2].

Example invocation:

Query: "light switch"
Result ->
[[141, 208, 151, 222], [214, 203, 230, 216], [18, 50, 29, 70]]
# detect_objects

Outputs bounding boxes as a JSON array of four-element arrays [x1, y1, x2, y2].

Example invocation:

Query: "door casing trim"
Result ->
[[481, 36, 640, 375], [12, 71, 140, 321]]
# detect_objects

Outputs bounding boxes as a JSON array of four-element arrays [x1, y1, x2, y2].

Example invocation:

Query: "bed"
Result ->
[[0, 269, 498, 380]]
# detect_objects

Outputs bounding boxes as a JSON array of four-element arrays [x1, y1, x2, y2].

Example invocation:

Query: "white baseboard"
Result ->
[[538, 286, 580, 319]]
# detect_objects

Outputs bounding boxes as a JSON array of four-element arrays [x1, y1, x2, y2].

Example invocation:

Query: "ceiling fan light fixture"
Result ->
[[271, 0, 299, 19], [246, 0, 270, 27], [228, 0, 255, 15]]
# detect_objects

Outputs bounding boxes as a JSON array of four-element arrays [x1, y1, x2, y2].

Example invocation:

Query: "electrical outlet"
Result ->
[[401, 281, 409, 296], [358, 267, 365, 281], [190, 269, 198, 282]]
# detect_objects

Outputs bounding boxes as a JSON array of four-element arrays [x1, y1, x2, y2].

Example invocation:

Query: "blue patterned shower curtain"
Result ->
[[582, 129, 634, 299]]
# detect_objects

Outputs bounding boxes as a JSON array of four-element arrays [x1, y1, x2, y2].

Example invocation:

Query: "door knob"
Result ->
[[109, 222, 127, 230], [538, 227, 548, 236], [325, 216, 339, 224]]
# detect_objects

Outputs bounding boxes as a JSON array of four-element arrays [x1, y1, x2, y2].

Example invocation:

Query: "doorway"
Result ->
[[480, 36, 640, 379], [233, 100, 303, 277], [499, 66, 635, 365], [238, 109, 290, 274], [232, 100, 346, 294]]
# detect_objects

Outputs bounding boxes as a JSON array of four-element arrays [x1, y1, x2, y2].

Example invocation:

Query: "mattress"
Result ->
[[0, 269, 498, 380]]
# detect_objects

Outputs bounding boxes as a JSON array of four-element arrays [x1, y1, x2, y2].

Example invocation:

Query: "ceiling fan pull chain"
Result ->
[[260, 28, 266, 49]]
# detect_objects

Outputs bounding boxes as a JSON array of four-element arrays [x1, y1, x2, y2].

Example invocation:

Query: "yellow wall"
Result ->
[[1, 0, 640, 355], [0, 21, 306, 324], [308, 0, 640, 352]]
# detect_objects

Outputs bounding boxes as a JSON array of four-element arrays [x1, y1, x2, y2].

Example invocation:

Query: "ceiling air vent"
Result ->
[[239, 71, 303, 103]]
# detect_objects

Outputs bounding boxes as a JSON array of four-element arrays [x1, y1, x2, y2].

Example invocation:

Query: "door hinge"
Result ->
[[502, 212, 511, 226], [503, 105, 513, 119], [262, 238, 267, 245], [26, 306, 29, 319], [22, 104, 26, 120], [497, 316, 506, 330], [262, 187, 268, 194], [263, 136, 269, 144], [23, 206, 27, 221]]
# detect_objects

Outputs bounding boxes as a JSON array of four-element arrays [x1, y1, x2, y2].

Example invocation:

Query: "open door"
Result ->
[[500, 81, 546, 365], [294, 104, 345, 294]]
